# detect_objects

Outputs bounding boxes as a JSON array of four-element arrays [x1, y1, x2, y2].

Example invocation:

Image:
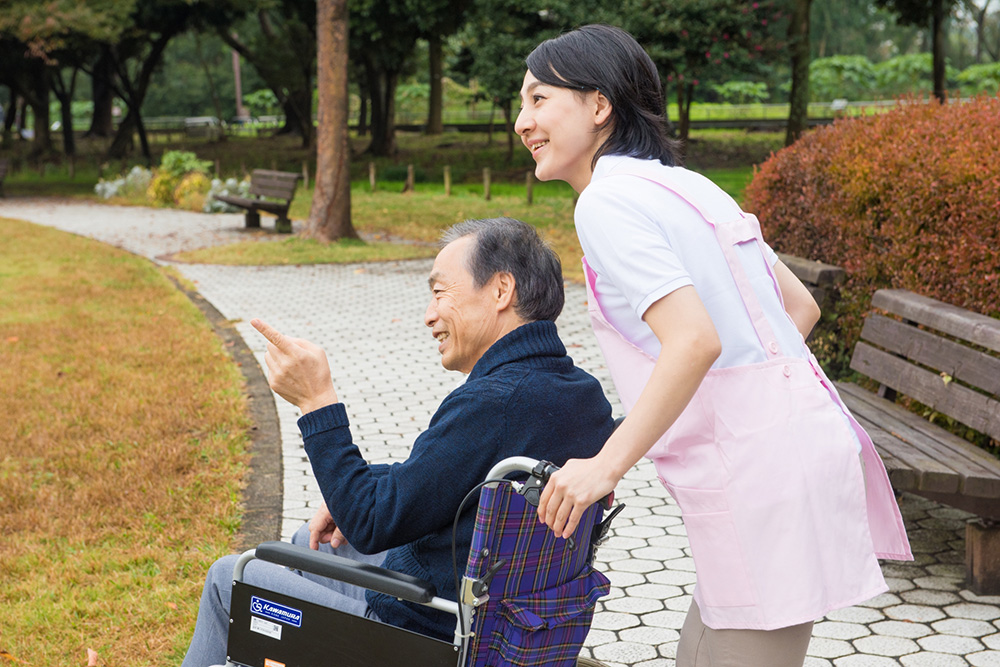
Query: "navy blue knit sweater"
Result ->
[[299, 319, 614, 640]]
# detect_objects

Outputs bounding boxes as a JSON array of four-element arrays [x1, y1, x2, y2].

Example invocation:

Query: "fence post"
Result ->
[[271, 158, 277, 171], [403, 164, 414, 193], [525, 171, 534, 205], [369, 162, 376, 192], [215, 159, 221, 178], [302, 161, 309, 190], [444, 165, 451, 196], [68, 156, 75, 180], [483, 167, 491, 201]]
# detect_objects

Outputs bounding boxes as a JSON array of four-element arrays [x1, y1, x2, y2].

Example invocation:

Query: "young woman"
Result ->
[[515, 25, 912, 667]]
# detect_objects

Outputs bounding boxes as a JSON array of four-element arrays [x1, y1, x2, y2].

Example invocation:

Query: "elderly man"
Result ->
[[182, 217, 614, 666]]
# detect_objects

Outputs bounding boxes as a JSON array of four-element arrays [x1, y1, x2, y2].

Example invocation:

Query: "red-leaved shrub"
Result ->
[[744, 95, 1000, 377]]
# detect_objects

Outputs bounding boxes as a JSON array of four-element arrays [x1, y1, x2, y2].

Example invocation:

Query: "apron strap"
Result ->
[[605, 169, 785, 359]]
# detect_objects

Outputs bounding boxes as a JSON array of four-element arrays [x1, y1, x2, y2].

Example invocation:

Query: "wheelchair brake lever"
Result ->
[[518, 460, 559, 508], [470, 557, 507, 598], [591, 502, 626, 547]]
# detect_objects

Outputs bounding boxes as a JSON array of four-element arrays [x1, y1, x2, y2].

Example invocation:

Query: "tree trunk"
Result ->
[[86, 47, 115, 138], [785, 0, 812, 146], [358, 89, 369, 136], [366, 63, 398, 156], [675, 81, 693, 154], [500, 99, 513, 162], [2, 90, 17, 148], [106, 34, 173, 160], [29, 68, 52, 156], [306, 0, 357, 241], [52, 68, 79, 157], [426, 34, 444, 135], [932, 0, 947, 103]]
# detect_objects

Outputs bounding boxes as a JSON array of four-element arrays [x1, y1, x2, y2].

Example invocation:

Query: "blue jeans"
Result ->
[[182, 523, 385, 667]]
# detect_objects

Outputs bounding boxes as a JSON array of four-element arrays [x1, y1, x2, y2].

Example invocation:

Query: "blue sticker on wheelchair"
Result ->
[[250, 596, 302, 628]]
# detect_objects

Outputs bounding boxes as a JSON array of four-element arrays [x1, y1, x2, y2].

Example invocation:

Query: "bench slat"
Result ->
[[839, 382, 1000, 497], [873, 289, 1000, 354], [850, 412, 920, 492], [861, 314, 1000, 395], [840, 387, 961, 494], [250, 183, 299, 200], [776, 252, 846, 287], [851, 342, 1000, 442]]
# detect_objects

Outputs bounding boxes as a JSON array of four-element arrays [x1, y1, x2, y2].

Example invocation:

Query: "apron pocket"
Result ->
[[488, 567, 610, 667], [665, 484, 757, 608]]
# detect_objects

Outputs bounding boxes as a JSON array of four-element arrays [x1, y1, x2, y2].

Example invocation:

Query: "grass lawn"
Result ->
[[0, 218, 249, 665]]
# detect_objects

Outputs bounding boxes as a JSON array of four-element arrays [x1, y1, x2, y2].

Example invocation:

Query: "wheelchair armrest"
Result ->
[[253, 541, 438, 605]]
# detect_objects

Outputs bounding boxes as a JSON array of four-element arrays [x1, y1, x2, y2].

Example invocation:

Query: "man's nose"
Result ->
[[424, 299, 436, 328]]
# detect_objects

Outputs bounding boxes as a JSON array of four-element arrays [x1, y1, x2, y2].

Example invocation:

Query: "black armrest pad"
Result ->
[[253, 541, 437, 604]]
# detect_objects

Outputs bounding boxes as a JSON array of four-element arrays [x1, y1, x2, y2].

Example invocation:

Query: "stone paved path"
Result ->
[[3, 198, 999, 666]]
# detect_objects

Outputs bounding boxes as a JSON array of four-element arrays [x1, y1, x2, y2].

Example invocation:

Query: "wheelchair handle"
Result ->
[[484, 456, 544, 481]]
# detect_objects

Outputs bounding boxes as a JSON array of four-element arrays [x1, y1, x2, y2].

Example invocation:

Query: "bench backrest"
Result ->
[[776, 252, 845, 310], [851, 289, 1000, 441], [249, 169, 301, 201]]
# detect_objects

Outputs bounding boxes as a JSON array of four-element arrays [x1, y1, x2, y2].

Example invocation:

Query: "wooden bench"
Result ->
[[776, 252, 846, 312], [213, 169, 301, 233], [0, 157, 8, 198], [833, 289, 1000, 593]]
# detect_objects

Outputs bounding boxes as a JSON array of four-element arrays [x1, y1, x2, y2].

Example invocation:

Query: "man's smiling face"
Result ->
[[424, 236, 502, 374]]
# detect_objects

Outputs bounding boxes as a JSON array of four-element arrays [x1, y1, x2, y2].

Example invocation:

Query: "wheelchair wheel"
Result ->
[[577, 657, 611, 667]]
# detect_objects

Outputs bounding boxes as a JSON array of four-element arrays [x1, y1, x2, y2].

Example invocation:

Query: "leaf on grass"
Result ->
[[0, 649, 29, 664], [86, 649, 99, 667]]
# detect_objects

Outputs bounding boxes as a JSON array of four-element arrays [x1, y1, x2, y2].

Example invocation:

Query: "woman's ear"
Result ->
[[594, 90, 613, 126]]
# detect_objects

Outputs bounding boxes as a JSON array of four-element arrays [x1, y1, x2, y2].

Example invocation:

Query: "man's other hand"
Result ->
[[308, 503, 348, 550], [251, 319, 339, 414]]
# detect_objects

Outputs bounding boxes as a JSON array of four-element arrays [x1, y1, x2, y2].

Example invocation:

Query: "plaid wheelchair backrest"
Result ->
[[463, 483, 611, 667]]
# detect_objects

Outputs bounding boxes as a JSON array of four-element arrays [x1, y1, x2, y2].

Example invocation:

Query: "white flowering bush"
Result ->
[[94, 166, 153, 200], [203, 177, 251, 213]]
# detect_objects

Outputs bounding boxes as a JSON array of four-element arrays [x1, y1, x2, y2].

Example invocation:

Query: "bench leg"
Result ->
[[966, 519, 1000, 595], [275, 216, 292, 234], [245, 209, 261, 229]]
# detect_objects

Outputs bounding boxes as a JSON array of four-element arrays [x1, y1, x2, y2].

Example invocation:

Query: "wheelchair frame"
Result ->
[[224, 456, 621, 667]]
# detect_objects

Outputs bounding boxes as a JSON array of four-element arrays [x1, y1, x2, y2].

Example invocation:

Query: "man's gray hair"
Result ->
[[440, 217, 564, 322]]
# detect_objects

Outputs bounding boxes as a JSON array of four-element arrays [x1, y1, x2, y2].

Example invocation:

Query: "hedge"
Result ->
[[744, 95, 1000, 378]]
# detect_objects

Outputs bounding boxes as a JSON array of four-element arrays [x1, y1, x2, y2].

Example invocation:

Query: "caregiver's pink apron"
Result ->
[[582, 168, 911, 631]]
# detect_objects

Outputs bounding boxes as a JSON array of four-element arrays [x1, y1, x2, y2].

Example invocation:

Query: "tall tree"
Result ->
[[214, 2, 318, 146], [785, 0, 812, 145], [306, 0, 357, 241], [409, 0, 471, 134], [876, 0, 960, 101], [617, 0, 786, 149]]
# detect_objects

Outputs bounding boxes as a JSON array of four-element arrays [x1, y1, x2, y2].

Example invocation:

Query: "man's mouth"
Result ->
[[435, 332, 449, 344]]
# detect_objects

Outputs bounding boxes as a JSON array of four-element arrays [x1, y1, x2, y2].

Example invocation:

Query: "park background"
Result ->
[[1, 0, 999, 665]]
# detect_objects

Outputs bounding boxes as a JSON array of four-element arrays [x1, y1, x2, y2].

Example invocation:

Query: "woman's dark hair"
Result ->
[[525, 24, 680, 168], [441, 217, 564, 322]]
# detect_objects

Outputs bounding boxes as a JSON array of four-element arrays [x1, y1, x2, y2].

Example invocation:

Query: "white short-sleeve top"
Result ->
[[575, 155, 809, 369]]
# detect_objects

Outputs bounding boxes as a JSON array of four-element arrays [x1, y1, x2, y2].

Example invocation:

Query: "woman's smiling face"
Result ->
[[514, 71, 612, 193]]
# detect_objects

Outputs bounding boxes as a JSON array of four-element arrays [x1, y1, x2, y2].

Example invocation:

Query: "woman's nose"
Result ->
[[514, 107, 531, 135]]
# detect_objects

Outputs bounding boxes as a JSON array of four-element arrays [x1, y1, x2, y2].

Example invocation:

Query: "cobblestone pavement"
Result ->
[[4, 199, 1000, 666]]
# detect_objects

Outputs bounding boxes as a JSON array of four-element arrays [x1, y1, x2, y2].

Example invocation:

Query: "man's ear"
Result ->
[[493, 272, 516, 312], [594, 90, 613, 127]]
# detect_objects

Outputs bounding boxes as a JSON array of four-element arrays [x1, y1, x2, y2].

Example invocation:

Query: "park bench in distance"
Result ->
[[213, 169, 301, 233], [776, 252, 846, 313], [833, 289, 1000, 594]]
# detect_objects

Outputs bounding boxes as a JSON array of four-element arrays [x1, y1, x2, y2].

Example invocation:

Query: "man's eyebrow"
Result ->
[[428, 272, 441, 289]]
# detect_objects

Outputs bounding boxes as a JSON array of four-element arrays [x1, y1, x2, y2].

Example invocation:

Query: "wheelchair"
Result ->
[[224, 456, 625, 667]]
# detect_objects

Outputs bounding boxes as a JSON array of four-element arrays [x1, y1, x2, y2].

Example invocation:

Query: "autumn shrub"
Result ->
[[174, 171, 212, 211], [147, 150, 213, 206], [744, 95, 1000, 377]]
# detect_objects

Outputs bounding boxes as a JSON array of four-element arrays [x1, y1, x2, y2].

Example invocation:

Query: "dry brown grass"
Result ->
[[0, 218, 249, 665]]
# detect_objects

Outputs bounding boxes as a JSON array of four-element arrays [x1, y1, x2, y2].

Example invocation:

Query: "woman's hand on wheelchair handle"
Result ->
[[537, 457, 619, 539]]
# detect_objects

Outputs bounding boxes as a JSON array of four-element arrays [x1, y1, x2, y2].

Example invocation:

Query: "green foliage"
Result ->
[[159, 150, 212, 179], [710, 81, 770, 104], [809, 56, 876, 101], [242, 88, 280, 118], [743, 95, 1000, 374], [957, 62, 1000, 95]]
